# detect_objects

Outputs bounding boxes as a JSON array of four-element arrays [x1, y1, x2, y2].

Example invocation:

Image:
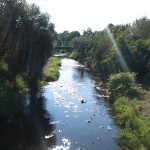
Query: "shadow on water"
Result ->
[[0, 91, 56, 150]]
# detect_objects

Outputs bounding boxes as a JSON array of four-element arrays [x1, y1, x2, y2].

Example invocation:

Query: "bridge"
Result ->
[[54, 46, 73, 52]]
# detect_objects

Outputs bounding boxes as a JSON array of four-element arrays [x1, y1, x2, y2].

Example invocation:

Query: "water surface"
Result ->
[[44, 58, 118, 150], [0, 58, 118, 150]]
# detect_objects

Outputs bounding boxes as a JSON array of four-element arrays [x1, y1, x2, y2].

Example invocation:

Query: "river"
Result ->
[[0, 58, 119, 150]]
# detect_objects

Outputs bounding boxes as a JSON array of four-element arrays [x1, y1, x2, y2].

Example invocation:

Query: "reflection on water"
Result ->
[[0, 58, 119, 150], [0, 94, 56, 150], [44, 58, 119, 150]]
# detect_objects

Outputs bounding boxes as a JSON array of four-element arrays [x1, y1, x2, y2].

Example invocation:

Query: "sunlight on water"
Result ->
[[44, 58, 118, 150], [106, 27, 130, 72], [49, 138, 71, 150], [49, 137, 82, 150]]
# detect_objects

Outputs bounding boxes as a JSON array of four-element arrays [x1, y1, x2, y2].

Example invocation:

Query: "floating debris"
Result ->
[[45, 133, 55, 139], [58, 130, 64, 133], [107, 126, 112, 130], [100, 126, 104, 128], [107, 108, 112, 111], [96, 87, 101, 90], [103, 95, 109, 98], [97, 137, 100, 140], [45, 135, 53, 139], [86, 120, 91, 123], [81, 99, 86, 103], [50, 138, 72, 150], [95, 94, 103, 98], [49, 121, 61, 125]]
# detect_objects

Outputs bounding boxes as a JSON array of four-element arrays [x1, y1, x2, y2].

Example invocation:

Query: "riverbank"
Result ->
[[67, 54, 150, 149], [138, 76, 150, 118], [106, 73, 150, 150], [0, 57, 61, 121], [40, 57, 61, 85]]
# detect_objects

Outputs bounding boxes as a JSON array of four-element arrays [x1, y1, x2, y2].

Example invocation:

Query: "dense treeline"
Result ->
[[0, 0, 55, 119], [59, 17, 150, 80], [57, 17, 150, 150]]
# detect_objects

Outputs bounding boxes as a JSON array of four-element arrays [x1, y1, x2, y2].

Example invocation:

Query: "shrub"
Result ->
[[114, 96, 150, 150], [118, 129, 142, 150], [0, 88, 24, 120], [114, 97, 139, 125], [69, 50, 80, 60], [107, 72, 140, 99]]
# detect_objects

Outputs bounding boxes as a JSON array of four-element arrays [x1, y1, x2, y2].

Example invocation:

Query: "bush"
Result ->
[[114, 96, 150, 150], [114, 97, 139, 125], [0, 88, 24, 120], [118, 129, 142, 150], [107, 72, 140, 99], [69, 50, 80, 60]]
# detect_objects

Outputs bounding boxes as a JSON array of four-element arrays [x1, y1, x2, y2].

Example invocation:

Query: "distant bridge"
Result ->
[[54, 46, 73, 51]]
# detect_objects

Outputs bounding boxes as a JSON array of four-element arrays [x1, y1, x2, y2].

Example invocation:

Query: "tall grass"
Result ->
[[42, 57, 61, 82], [114, 97, 150, 150]]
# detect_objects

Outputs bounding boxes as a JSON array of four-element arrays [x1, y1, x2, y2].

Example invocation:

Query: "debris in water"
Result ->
[[97, 137, 100, 140], [86, 120, 91, 123], [45, 133, 54, 139], [107, 108, 112, 111], [58, 130, 63, 133], [49, 121, 61, 125], [81, 99, 86, 103], [100, 126, 104, 128], [107, 126, 112, 130], [96, 87, 101, 90]]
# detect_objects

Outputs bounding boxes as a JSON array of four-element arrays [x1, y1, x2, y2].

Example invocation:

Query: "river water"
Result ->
[[44, 58, 118, 150], [0, 58, 118, 150]]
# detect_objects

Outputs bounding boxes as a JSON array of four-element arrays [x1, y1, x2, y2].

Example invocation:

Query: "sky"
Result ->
[[26, 0, 150, 33]]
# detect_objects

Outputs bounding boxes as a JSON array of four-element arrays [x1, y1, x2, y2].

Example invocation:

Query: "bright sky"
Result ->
[[26, 0, 150, 33]]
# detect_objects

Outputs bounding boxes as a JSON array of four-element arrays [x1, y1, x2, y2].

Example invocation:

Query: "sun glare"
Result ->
[[106, 27, 130, 72]]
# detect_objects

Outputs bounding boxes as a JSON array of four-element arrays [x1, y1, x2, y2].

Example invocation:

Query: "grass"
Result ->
[[140, 90, 150, 117], [138, 74, 150, 118], [69, 50, 80, 59], [107, 73, 150, 150], [15, 57, 61, 88], [42, 57, 61, 83], [114, 97, 150, 150]]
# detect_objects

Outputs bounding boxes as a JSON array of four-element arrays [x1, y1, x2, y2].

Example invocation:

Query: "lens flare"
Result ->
[[106, 27, 130, 72]]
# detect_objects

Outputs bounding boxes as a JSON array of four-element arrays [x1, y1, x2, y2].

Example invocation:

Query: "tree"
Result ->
[[0, 0, 55, 89], [132, 16, 150, 40]]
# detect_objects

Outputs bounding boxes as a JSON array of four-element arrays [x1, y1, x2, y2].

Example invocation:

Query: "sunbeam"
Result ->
[[106, 27, 130, 72]]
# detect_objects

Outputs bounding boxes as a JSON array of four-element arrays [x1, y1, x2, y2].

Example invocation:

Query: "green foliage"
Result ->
[[132, 39, 150, 75], [69, 36, 93, 50], [114, 97, 139, 125], [0, 0, 55, 89], [118, 129, 142, 150], [0, 0, 56, 119], [58, 30, 80, 46], [69, 50, 80, 60], [42, 57, 61, 82], [114, 97, 150, 150], [57, 16, 150, 80], [107, 72, 140, 99], [0, 77, 24, 119], [132, 17, 150, 40], [16, 76, 29, 90], [92, 35, 113, 61]]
